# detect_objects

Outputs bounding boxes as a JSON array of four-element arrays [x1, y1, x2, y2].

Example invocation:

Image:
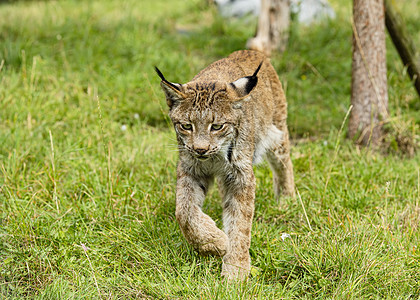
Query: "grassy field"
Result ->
[[1, 0, 419, 298]]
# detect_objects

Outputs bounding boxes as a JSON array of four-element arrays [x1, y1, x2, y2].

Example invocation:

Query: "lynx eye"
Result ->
[[211, 124, 223, 131], [180, 123, 193, 131]]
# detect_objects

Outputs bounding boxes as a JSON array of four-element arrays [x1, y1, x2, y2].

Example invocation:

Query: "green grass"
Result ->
[[1, 0, 419, 298]]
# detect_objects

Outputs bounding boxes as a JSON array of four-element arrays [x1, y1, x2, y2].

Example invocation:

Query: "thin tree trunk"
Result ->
[[384, 0, 420, 98], [247, 0, 290, 56], [349, 0, 389, 146]]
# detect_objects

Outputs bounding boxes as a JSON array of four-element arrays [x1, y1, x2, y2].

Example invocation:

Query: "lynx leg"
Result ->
[[176, 166, 229, 257], [266, 126, 295, 198], [220, 169, 255, 280], [216, 176, 226, 200]]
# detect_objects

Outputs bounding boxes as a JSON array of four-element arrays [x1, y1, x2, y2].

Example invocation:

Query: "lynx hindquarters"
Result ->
[[156, 50, 295, 280]]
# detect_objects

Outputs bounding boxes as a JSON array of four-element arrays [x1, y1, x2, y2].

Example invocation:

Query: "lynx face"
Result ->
[[172, 112, 236, 161], [155, 64, 262, 162], [169, 86, 238, 161]]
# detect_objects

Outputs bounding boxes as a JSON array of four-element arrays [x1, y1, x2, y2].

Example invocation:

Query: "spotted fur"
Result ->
[[157, 50, 295, 280]]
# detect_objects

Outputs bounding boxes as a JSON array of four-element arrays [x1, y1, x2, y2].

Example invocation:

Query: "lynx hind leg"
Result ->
[[266, 127, 295, 198]]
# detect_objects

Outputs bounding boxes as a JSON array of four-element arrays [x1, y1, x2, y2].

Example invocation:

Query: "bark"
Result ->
[[349, 0, 389, 146], [247, 0, 290, 56], [384, 0, 420, 98]]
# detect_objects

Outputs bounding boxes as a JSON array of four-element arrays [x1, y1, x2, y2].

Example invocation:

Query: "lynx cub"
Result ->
[[156, 50, 294, 280]]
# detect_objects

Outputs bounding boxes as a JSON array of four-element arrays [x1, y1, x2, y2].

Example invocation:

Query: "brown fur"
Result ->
[[157, 50, 295, 280]]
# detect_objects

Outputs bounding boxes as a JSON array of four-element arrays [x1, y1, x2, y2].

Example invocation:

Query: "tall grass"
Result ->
[[1, 0, 419, 298]]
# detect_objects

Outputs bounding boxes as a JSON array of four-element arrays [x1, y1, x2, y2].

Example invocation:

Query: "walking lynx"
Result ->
[[156, 50, 295, 280]]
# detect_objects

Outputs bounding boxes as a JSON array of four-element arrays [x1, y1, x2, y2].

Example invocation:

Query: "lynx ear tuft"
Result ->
[[229, 61, 263, 99], [252, 61, 263, 77], [155, 66, 185, 108]]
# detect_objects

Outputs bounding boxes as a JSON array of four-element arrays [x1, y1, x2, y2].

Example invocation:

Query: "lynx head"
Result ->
[[156, 63, 262, 161]]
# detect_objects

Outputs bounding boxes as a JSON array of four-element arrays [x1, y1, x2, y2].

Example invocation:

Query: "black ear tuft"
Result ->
[[252, 61, 263, 77], [154, 66, 166, 81], [244, 61, 263, 94], [154, 66, 181, 91]]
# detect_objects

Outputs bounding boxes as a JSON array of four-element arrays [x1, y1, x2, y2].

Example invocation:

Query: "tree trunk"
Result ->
[[384, 0, 420, 98], [247, 0, 290, 56], [349, 0, 389, 146]]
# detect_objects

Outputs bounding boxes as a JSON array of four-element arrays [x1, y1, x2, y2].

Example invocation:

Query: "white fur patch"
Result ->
[[232, 77, 249, 90], [253, 125, 284, 164]]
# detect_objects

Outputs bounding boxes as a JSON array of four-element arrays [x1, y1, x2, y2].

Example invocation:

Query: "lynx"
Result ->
[[156, 50, 295, 280]]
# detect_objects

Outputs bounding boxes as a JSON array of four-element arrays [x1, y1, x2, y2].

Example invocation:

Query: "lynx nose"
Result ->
[[194, 148, 208, 155]]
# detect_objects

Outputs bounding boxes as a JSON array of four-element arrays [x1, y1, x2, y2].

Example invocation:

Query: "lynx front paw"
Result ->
[[179, 213, 229, 257], [198, 229, 229, 257]]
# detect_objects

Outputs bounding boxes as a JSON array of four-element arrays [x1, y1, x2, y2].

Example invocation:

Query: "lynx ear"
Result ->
[[155, 66, 186, 108], [229, 61, 262, 99]]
